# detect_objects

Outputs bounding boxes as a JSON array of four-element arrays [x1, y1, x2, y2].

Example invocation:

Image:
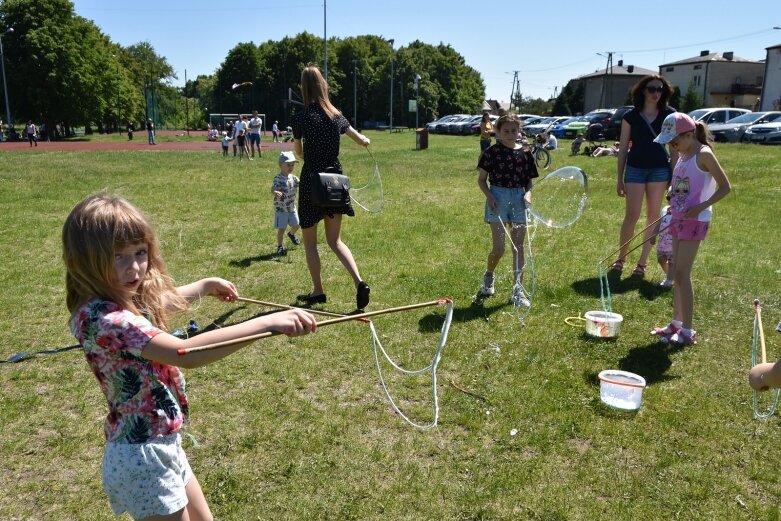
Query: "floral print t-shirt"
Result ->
[[477, 142, 539, 189], [70, 298, 189, 444]]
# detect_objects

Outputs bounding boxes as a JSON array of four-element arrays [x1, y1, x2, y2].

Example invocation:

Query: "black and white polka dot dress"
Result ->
[[292, 103, 355, 229]]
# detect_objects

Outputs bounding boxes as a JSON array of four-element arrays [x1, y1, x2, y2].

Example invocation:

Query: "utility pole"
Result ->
[[597, 52, 613, 109], [509, 71, 521, 113]]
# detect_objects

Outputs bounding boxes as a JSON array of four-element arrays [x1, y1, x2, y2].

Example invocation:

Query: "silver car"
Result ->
[[709, 111, 781, 143], [743, 118, 781, 144]]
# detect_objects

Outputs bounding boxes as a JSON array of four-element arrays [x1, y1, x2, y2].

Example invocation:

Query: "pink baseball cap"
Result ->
[[654, 112, 696, 144]]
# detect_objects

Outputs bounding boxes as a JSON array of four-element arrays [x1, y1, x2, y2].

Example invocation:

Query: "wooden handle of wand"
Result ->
[[178, 299, 451, 356], [755, 299, 767, 364]]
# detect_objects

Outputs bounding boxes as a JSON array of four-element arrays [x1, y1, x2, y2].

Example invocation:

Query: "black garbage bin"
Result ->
[[415, 128, 428, 150]]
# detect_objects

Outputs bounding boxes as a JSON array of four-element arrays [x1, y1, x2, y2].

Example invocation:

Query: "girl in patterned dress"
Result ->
[[63, 194, 317, 520], [292, 65, 372, 310]]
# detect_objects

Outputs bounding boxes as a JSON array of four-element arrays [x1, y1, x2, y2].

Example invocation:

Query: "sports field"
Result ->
[[1, 132, 780, 519]]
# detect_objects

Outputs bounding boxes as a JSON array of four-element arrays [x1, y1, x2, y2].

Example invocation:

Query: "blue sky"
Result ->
[[72, 0, 780, 103]]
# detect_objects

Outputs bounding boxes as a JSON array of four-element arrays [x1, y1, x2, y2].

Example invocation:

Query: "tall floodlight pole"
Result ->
[[0, 28, 14, 132], [323, 0, 327, 80], [353, 60, 358, 128], [387, 39, 394, 133], [414, 74, 421, 129]]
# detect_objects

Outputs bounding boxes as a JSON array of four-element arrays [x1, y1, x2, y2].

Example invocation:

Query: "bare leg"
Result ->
[[671, 238, 701, 329], [486, 222, 506, 273], [637, 181, 668, 267], [302, 224, 325, 295], [509, 223, 527, 280], [276, 228, 284, 247], [323, 214, 362, 287], [617, 183, 646, 262]]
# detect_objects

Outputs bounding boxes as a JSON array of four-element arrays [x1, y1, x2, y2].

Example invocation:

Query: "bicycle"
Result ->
[[517, 136, 552, 170]]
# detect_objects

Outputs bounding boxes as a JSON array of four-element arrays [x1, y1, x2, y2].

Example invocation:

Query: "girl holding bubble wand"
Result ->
[[650, 113, 731, 346], [63, 194, 317, 520], [476, 113, 539, 307]]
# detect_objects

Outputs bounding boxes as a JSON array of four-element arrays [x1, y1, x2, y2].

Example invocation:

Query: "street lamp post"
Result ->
[[0, 28, 14, 137], [414, 74, 421, 129], [387, 39, 394, 133], [353, 60, 358, 129]]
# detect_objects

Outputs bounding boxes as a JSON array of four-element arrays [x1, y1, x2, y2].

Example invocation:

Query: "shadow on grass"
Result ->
[[571, 270, 670, 301], [583, 340, 686, 387], [417, 299, 507, 332], [229, 252, 286, 268]]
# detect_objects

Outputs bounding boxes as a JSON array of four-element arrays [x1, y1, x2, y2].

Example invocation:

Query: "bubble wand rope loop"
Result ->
[[752, 299, 780, 419], [599, 214, 665, 266], [177, 299, 451, 355], [235, 296, 351, 319]]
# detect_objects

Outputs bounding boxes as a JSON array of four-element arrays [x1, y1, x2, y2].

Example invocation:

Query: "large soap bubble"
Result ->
[[528, 166, 588, 228]]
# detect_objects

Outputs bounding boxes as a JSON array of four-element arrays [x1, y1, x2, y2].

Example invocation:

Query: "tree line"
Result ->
[[0, 0, 492, 137]]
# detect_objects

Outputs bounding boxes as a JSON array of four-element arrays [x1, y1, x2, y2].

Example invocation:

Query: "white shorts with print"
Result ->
[[103, 433, 193, 518]]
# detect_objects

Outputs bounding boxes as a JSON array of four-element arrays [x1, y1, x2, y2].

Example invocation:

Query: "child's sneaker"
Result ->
[[477, 272, 495, 297], [659, 279, 673, 288], [650, 321, 680, 339], [276, 245, 287, 256], [509, 284, 531, 308], [662, 329, 697, 346], [287, 232, 301, 246]]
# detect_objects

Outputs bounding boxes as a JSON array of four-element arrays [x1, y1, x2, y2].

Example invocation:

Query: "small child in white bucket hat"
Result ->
[[271, 151, 301, 256]]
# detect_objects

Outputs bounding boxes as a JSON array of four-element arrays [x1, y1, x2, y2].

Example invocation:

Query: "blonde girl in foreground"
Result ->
[[63, 194, 316, 520]]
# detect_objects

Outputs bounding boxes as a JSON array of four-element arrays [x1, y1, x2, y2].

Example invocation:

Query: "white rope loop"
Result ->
[[368, 299, 453, 430]]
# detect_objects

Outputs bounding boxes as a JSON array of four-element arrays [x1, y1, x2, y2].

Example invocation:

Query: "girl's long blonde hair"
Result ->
[[62, 194, 188, 330], [300, 64, 341, 119]]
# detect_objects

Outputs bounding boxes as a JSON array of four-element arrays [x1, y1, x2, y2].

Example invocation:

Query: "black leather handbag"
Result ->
[[311, 166, 351, 207]]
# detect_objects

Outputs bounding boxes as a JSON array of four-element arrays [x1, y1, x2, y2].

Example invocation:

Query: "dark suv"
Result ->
[[604, 105, 634, 140]]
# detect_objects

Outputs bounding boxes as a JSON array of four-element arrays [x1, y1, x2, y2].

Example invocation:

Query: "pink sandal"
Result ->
[[632, 263, 647, 277], [609, 259, 625, 271]]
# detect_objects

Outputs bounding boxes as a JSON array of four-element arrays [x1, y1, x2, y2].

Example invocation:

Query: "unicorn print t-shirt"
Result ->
[[670, 146, 717, 222]]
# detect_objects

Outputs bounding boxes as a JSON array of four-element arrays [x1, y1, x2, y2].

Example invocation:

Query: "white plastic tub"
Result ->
[[598, 370, 646, 411], [584, 311, 623, 338]]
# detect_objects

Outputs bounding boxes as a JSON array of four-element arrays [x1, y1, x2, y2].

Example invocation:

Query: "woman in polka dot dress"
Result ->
[[293, 65, 372, 310]]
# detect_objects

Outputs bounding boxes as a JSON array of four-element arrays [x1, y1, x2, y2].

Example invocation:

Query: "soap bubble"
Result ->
[[528, 166, 588, 228]]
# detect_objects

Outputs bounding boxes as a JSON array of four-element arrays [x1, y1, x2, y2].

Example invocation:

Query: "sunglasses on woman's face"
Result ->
[[646, 85, 664, 94]]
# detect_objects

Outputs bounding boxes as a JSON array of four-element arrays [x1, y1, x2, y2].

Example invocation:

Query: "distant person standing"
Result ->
[[146, 118, 156, 145], [0, 119, 4, 142], [479, 112, 493, 160], [232, 115, 247, 157], [26, 120, 38, 147], [272, 120, 280, 143], [248, 110, 262, 158], [127, 121, 134, 140]]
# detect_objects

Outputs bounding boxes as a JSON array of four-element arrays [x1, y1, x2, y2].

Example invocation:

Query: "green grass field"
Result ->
[[1, 133, 781, 520]]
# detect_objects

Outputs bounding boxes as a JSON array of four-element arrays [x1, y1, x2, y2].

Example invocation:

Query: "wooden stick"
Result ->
[[178, 298, 452, 356], [599, 214, 665, 265], [755, 299, 767, 363], [236, 296, 346, 318]]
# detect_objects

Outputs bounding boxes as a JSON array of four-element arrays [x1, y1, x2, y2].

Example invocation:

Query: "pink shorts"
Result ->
[[669, 219, 709, 241]]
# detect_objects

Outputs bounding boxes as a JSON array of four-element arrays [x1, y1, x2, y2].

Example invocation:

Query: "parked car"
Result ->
[[563, 110, 614, 138], [709, 111, 781, 143], [688, 107, 750, 126], [524, 116, 570, 136], [550, 117, 580, 138], [433, 114, 468, 134], [743, 118, 781, 144], [604, 105, 634, 140], [425, 115, 454, 133], [442, 115, 473, 134]]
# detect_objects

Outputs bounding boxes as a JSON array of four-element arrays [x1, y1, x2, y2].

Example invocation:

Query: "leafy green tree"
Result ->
[[552, 84, 574, 115], [517, 96, 553, 117], [680, 81, 704, 113]]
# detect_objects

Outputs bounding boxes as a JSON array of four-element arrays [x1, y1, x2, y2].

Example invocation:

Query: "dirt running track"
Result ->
[[0, 130, 294, 152]]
